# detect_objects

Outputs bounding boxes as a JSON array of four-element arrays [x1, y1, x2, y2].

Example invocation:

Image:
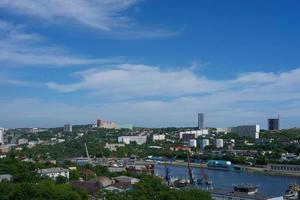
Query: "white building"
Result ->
[[64, 124, 72, 132], [189, 139, 197, 148], [105, 143, 125, 151], [200, 139, 210, 149], [0, 174, 12, 182], [216, 128, 232, 134], [231, 125, 260, 139], [215, 139, 224, 148], [118, 136, 147, 145], [38, 168, 69, 180], [179, 129, 209, 139], [152, 134, 165, 141], [0, 128, 4, 144], [18, 138, 28, 145]]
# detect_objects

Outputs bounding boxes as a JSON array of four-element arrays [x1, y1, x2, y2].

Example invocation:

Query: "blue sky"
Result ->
[[0, 0, 300, 128]]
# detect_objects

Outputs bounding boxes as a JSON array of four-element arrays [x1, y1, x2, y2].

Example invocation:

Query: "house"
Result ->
[[70, 181, 102, 194], [38, 168, 69, 180], [0, 174, 12, 182], [91, 176, 112, 187], [105, 143, 125, 151], [0, 152, 7, 159], [105, 182, 133, 192], [113, 176, 140, 184], [170, 145, 190, 152], [280, 153, 300, 161]]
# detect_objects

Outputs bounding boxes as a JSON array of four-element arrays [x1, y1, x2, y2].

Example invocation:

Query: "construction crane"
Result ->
[[186, 148, 195, 186], [84, 143, 90, 159]]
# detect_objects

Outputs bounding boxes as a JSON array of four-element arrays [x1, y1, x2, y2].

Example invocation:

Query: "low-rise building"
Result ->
[[105, 143, 125, 151], [0, 152, 7, 159], [118, 136, 147, 145], [70, 180, 102, 194], [267, 164, 300, 174], [0, 144, 11, 153], [113, 176, 140, 184], [105, 182, 133, 192], [215, 139, 224, 148], [200, 139, 210, 149], [280, 153, 300, 161], [216, 127, 232, 134], [189, 139, 197, 148], [152, 134, 165, 141], [170, 145, 190, 152], [18, 138, 28, 145], [0, 174, 12, 182], [179, 129, 209, 140], [38, 168, 69, 180]]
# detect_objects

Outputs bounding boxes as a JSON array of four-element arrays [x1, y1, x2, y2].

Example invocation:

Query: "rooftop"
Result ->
[[38, 167, 68, 174]]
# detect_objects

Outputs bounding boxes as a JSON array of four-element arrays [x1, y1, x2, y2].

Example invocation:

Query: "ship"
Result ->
[[284, 183, 299, 200]]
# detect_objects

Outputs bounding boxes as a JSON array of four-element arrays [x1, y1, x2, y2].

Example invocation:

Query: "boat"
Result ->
[[196, 177, 203, 185], [284, 183, 299, 200], [205, 180, 213, 185], [174, 178, 190, 188], [233, 183, 258, 194]]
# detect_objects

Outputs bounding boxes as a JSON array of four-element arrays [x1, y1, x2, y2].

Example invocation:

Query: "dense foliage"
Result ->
[[0, 181, 88, 200], [0, 158, 88, 200], [99, 175, 211, 200]]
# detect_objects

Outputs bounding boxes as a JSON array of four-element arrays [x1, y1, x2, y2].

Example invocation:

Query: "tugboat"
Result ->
[[284, 183, 299, 200]]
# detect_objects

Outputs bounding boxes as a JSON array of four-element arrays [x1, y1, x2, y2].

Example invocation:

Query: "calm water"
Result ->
[[155, 164, 300, 196]]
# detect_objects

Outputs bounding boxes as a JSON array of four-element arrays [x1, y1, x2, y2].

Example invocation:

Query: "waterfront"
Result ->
[[155, 164, 300, 196]]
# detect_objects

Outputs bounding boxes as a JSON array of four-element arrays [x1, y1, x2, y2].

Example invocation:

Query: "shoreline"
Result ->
[[156, 161, 300, 177]]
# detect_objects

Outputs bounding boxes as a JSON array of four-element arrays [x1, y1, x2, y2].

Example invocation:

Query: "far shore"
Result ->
[[156, 160, 300, 177]]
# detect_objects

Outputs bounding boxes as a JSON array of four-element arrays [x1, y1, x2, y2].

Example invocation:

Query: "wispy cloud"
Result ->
[[0, 0, 180, 39], [47, 64, 300, 100], [43, 64, 300, 128], [47, 64, 226, 97], [0, 20, 123, 67]]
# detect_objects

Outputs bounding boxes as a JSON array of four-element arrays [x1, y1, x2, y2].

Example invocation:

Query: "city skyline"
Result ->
[[0, 0, 300, 128]]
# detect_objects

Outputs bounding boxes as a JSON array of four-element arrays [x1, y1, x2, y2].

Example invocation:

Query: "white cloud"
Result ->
[[47, 64, 300, 101], [41, 65, 300, 128], [0, 0, 179, 38], [47, 64, 227, 97], [0, 20, 122, 67]]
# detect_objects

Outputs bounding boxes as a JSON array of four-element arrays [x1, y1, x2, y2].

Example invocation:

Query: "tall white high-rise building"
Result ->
[[198, 113, 204, 129], [0, 128, 4, 144], [64, 124, 72, 132]]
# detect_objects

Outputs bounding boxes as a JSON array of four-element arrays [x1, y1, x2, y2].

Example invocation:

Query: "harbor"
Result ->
[[154, 164, 300, 197]]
